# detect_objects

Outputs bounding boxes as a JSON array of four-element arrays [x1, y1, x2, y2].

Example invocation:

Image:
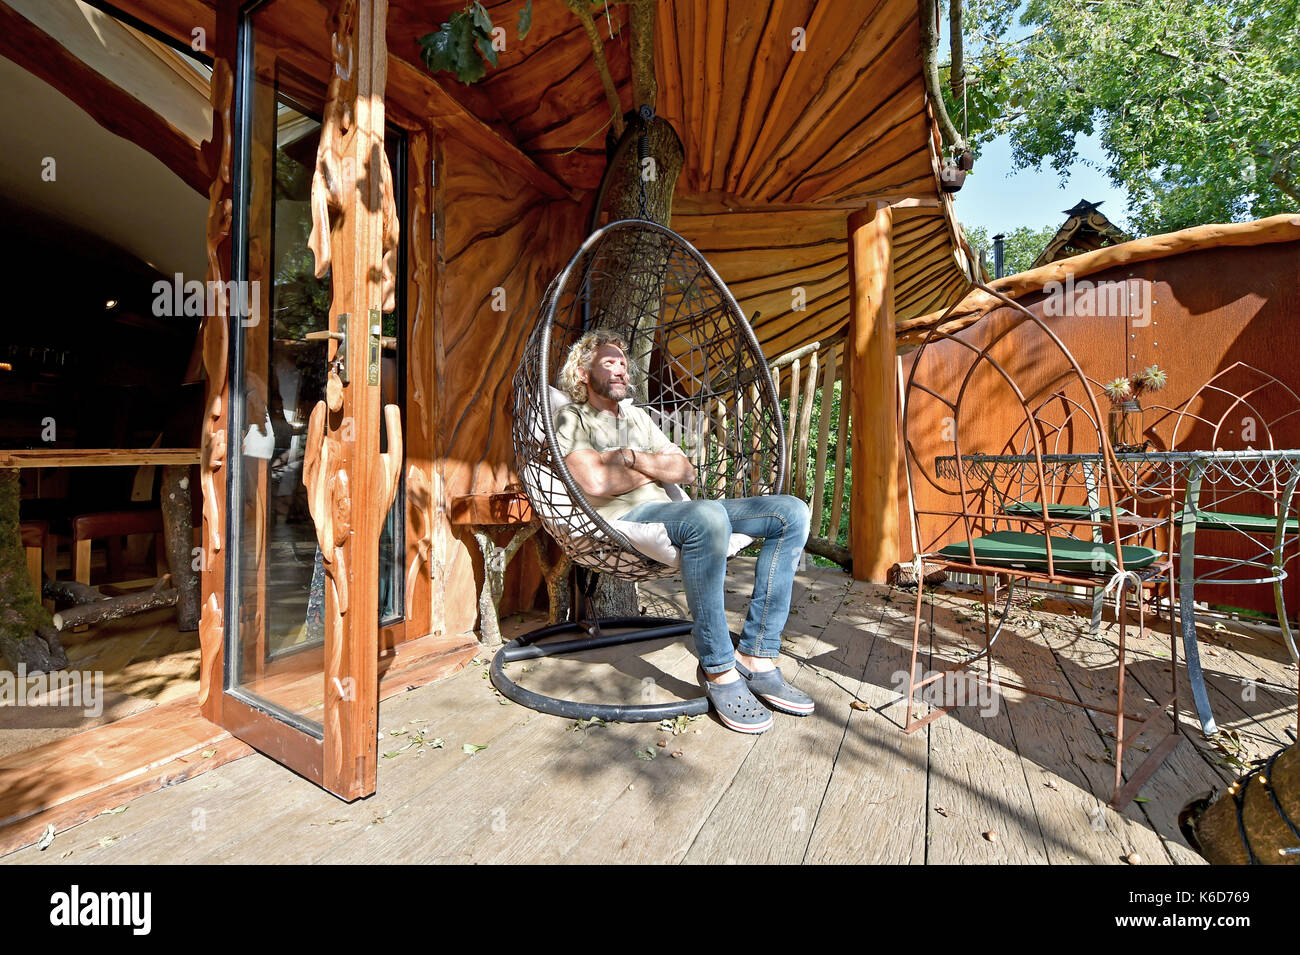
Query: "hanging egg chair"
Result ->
[[492, 216, 787, 722]]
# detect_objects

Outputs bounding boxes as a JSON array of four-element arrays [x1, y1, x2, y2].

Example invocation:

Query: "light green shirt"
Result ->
[[554, 401, 678, 521]]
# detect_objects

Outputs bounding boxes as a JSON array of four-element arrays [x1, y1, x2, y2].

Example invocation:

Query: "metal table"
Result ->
[[934, 449, 1300, 735]]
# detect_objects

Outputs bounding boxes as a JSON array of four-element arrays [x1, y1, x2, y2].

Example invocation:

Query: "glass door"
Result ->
[[219, 0, 403, 799]]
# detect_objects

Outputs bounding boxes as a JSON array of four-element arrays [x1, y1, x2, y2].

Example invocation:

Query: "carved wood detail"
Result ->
[[198, 22, 236, 714]]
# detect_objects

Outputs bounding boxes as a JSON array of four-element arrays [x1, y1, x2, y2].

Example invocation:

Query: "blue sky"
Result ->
[[954, 131, 1133, 236]]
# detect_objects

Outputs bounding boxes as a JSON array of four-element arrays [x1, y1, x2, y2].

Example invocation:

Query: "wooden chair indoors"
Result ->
[[20, 519, 55, 598], [901, 284, 1181, 809], [69, 438, 168, 587]]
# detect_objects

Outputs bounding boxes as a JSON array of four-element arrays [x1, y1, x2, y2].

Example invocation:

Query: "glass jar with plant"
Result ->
[[1103, 365, 1168, 452]]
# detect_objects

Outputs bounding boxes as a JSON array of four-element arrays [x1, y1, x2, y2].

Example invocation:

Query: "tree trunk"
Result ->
[[52, 577, 178, 631], [0, 471, 66, 672], [587, 113, 685, 620], [162, 465, 200, 631]]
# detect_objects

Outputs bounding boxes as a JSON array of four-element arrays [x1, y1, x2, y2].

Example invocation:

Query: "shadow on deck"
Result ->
[[4, 559, 1296, 864]]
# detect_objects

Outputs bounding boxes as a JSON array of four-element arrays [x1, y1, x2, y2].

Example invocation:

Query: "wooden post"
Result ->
[[810, 343, 837, 538], [161, 465, 200, 631], [847, 202, 899, 581]]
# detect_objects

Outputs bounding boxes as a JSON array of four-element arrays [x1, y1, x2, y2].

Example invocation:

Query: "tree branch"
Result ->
[[629, 0, 656, 110], [922, 0, 967, 152], [949, 0, 965, 103], [564, 0, 626, 140]]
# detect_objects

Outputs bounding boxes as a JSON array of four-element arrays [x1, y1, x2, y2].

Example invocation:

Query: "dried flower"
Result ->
[[1135, 364, 1168, 394], [1103, 377, 1133, 403]]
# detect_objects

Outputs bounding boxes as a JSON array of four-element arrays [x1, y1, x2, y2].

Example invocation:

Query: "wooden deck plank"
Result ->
[[11, 658, 540, 865], [925, 593, 1178, 864], [1031, 618, 1224, 865], [919, 598, 1050, 864], [9, 565, 1276, 866], [801, 591, 930, 864], [677, 581, 856, 864]]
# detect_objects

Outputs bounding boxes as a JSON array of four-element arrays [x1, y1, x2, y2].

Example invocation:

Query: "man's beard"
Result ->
[[591, 377, 630, 401]]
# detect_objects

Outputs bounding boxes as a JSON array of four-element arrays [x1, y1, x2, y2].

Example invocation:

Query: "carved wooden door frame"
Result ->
[[198, 0, 400, 801]]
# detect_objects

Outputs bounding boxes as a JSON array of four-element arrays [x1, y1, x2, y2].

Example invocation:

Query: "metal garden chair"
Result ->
[[901, 283, 1181, 808]]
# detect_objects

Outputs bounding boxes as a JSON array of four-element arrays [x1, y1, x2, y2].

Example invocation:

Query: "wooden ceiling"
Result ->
[[386, 0, 976, 359], [95, 0, 975, 358]]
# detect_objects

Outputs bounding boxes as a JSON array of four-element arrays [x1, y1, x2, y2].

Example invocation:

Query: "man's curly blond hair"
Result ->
[[558, 329, 635, 403]]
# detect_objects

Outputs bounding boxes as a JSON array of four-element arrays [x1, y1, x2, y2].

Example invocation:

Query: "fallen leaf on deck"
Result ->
[[849, 700, 869, 711], [98, 836, 118, 848], [636, 747, 657, 760], [37, 825, 55, 851], [934, 806, 950, 817], [201, 749, 217, 758], [462, 743, 488, 755], [1044, 779, 1060, 791], [100, 806, 127, 816]]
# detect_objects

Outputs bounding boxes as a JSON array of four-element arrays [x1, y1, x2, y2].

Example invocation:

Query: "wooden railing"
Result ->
[[768, 333, 852, 569]]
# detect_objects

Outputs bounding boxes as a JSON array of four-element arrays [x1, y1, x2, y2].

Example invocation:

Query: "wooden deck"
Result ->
[[4, 559, 1296, 865]]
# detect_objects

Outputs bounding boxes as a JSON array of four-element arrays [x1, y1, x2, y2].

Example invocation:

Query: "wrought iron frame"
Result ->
[[901, 282, 1181, 809]]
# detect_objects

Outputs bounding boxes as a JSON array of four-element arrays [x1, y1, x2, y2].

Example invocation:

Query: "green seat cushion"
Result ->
[[1177, 509, 1299, 533], [938, 530, 1162, 573], [1003, 501, 1122, 520]]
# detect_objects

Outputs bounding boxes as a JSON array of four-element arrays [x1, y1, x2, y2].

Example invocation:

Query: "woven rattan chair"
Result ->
[[492, 219, 787, 721], [901, 283, 1181, 809]]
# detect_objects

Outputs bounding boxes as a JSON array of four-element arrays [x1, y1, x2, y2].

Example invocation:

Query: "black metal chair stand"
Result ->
[[490, 568, 709, 721]]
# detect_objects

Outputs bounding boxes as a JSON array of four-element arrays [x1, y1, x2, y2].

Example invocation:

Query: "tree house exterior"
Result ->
[[1, 0, 976, 819]]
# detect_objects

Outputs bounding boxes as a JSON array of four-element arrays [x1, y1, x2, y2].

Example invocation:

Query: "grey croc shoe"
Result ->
[[734, 660, 815, 716], [701, 672, 774, 734]]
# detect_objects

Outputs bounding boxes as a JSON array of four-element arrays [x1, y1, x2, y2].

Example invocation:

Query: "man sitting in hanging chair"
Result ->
[[554, 329, 814, 735]]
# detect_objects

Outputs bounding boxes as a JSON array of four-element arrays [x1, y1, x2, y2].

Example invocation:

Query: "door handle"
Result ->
[[305, 313, 349, 384]]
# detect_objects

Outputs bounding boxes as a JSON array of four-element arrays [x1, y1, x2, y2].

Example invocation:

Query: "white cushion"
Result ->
[[543, 388, 751, 567]]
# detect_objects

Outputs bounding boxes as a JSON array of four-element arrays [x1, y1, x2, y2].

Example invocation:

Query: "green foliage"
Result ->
[[0, 472, 55, 648], [949, 0, 1300, 234], [418, 0, 532, 84], [961, 223, 1058, 275], [781, 378, 853, 550]]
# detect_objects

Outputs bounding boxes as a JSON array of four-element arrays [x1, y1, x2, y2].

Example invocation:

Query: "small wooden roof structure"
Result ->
[[384, 0, 976, 359], [1029, 199, 1131, 270]]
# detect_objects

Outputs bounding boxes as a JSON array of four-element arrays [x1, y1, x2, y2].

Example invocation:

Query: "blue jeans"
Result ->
[[620, 495, 811, 674]]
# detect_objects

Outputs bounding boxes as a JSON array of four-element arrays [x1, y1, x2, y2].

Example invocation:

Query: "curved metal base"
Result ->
[[490, 616, 711, 722]]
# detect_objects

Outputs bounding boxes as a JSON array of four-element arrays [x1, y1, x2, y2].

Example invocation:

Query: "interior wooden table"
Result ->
[[1, 448, 202, 630]]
